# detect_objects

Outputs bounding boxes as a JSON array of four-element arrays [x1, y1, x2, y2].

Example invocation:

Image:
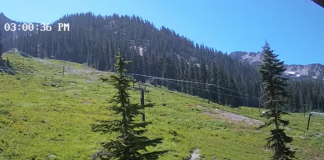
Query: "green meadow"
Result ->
[[0, 53, 323, 160]]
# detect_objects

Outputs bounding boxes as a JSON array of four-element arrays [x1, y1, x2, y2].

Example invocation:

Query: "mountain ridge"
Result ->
[[230, 51, 324, 80], [1, 12, 324, 111], [0, 13, 16, 39], [1, 52, 323, 159]]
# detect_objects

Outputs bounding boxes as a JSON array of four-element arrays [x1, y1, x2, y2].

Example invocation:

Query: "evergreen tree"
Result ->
[[210, 62, 219, 103], [258, 42, 295, 160], [228, 75, 241, 107], [199, 61, 208, 83], [5, 12, 324, 111], [0, 29, 3, 66], [306, 88, 313, 111], [199, 61, 208, 98], [0, 29, 3, 55], [217, 64, 227, 105], [179, 58, 187, 92], [299, 90, 305, 115], [91, 51, 167, 160], [187, 62, 194, 95]]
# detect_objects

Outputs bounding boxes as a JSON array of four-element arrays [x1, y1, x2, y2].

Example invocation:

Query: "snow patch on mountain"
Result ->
[[286, 71, 296, 75], [231, 51, 263, 65], [230, 51, 324, 80], [130, 46, 145, 56], [138, 47, 144, 56], [190, 56, 198, 62]]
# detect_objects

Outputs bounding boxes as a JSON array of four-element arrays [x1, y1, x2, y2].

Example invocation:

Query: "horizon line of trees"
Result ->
[[1, 12, 324, 112]]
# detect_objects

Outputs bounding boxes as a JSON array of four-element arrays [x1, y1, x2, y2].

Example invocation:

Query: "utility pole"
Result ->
[[133, 81, 149, 122], [307, 113, 312, 130], [307, 112, 324, 130]]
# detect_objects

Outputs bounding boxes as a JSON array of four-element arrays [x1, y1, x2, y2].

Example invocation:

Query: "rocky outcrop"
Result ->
[[230, 51, 324, 80]]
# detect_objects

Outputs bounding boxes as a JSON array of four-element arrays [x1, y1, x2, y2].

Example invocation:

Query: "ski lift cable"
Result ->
[[125, 73, 256, 99], [4, 51, 256, 99], [161, 78, 255, 100], [145, 78, 310, 108], [2, 51, 311, 108]]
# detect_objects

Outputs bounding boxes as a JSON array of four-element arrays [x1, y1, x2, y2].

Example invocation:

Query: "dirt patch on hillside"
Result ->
[[197, 105, 263, 126], [64, 67, 101, 74], [313, 156, 324, 160], [30, 55, 102, 75], [34, 58, 50, 63], [24, 54, 109, 82], [315, 130, 324, 137]]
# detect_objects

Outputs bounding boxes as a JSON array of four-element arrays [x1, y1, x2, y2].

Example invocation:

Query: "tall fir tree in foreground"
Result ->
[[91, 51, 167, 160], [258, 42, 295, 160]]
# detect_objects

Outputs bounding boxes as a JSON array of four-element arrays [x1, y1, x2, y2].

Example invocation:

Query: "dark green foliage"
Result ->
[[5, 13, 261, 108], [0, 30, 2, 51], [1, 52, 324, 159], [91, 51, 167, 160], [217, 65, 227, 106], [3, 12, 324, 111], [258, 42, 295, 160], [227, 75, 241, 108], [199, 61, 207, 83], [265, 129, 295, 160], [0, 29, 3, 66]]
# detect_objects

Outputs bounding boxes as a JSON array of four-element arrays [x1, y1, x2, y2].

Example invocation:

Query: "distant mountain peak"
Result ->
[[230, 51, 263, 66], [0, 13, 10, 20], [230, 51, 324, 80]]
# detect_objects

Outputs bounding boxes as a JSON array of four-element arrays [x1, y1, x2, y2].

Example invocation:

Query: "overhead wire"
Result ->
[[126, 73, 257, 99], [7, 51, 257, 99], [0, 51, 311, 108], [156, 77, 255, 100], [135, 74, 310, 108]]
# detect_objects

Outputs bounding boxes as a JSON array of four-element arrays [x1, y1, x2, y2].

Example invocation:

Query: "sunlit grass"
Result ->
[[0, 53, 323, 159]]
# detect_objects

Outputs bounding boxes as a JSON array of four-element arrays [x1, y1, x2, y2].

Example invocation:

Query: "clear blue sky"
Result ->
[[1, 0, 324, 65]]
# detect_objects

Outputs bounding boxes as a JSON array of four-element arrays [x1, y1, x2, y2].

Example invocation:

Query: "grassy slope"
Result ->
[[0, 53, 324, 160]]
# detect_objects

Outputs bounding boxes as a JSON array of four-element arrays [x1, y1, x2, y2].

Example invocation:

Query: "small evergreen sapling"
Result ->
[[91, 51, 167, 160]]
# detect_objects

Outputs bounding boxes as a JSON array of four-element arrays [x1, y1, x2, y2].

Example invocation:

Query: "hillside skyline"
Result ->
[[1, 0, 324, 65], [1, 2, 324, 158]]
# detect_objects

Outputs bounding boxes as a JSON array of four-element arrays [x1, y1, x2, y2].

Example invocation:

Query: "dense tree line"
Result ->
[[0, 29, 2, 55], [286, 80, 324, 113], [0, 29, 4, 66], [2, 12, 324, 112]]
